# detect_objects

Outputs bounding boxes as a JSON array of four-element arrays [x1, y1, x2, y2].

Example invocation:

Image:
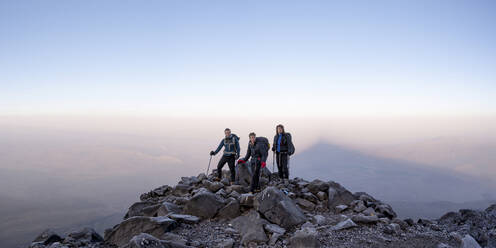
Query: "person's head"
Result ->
[[249, 132, 256, 144], [276, 124, 285, 134], [224, 128, 231, 137]]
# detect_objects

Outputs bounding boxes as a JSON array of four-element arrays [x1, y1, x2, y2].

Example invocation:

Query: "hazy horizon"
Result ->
[[2, 0, 496, 247]]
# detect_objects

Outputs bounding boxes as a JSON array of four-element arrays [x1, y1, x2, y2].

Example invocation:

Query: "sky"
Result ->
[[1, 0, 495, 117]]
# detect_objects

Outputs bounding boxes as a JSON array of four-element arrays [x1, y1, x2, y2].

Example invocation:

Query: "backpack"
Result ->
[[255, 137, 270, 157]]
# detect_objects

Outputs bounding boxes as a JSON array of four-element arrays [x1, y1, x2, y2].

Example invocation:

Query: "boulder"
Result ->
[[254, 187, 307, 229], [289, 227, 320, 248], [264, 223, 286, 235], [168, 214, 200, 224], [239, 193, 255, 207], [461, 234, 482, 248], [236, 163, 254, 187], [327, 181, 356, 210], [351, 214, 379, 224], [183, 191, 225, 219], [104, 216, 177, 247], [307, 179, 329, 194], [335, 204, 348, 213], [32, 229, 63, 246], [375, 203, 397, 219], [295, 198, 316, 211], [362, 207, 376, 216], [218, 238, 235, 248], [208, 181, 224, 193], [217, 199, 241, 220], [384, 223, 401, 235], [353, 200, 367, 212], [156, 202, 182, 216], [332, 219, 358, 231], [67, 227, 103, 243], [312, 215, 326, 226], [230, 210, 269, 245], [125, 201, 158, 219], [316, 191, 327, 201], [172, 184, 192, 196], [302, 192, 319, 204], [124, 233, 164, 248]]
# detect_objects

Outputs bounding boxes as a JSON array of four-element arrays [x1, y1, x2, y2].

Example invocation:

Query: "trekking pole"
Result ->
[[206, 155, 212, 175]]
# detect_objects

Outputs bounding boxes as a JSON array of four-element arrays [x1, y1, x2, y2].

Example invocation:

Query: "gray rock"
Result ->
[[125, 201, 158, 219], [352, 214, 379, 224], [362, 207, 376, 216], [335, 204, 348, 213], [375, 203, 397, 219], [239, 193, 255, 207], [183, 191, 225, 219], [67, 227, 103, 243], [124, 233, 164, 248], [384, 223, 401, 235], [311, 215, 326, 225], [208, 181, 224, 193], [217, 199, 241, 220], [230, 210, 269, 245], [168, 214, 200, 224], [218, 238, 235, 248], [156, 202, 182, 216], [32, 229, 63, 245], [461, 234, 482, 248], [264, 223, 286, 234], [172, 184, 192, 196], [302, 192, 319, 204], [391, 218, 409, 230], [235, 162, 254, 187], [295, 198, 316, 211], [105, 216, 177, 247], [254, 187, 307, 229], [306, 179, 329, 194], [327, 181, 356, 210], [289, 227, 320, 248], [332, 219, 358, 231], [316, 191, 327, 201], [353, 200, 367, 212]]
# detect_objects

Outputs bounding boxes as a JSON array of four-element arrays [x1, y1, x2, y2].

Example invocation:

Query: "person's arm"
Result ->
[[235, 137, 241, 158], [260, 145, 268, 163], [242, 145, 251, 161], [287, 133, 295, 155], [213, 139, 224, 155]]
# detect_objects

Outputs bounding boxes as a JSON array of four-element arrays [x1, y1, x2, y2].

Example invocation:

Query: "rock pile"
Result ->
[[29, 168, 495, 248]]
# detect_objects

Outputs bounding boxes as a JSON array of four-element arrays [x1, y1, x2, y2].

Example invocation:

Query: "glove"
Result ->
[[271, 147, 275, 152], [237, 159, 245, 164], [261, 162, 266, 168], [210, 151, 215, 156]]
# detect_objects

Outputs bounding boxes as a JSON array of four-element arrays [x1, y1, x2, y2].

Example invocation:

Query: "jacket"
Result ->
[[214, 134, 240, 156], [242, 140, 268, 163], [272, 132, 295, 155]]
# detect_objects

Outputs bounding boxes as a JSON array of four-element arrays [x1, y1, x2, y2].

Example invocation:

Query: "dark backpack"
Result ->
[[256, 137, 270, 158]]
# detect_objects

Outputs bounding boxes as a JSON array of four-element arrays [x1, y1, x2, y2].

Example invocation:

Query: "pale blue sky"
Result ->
[[1, 0, 495, 117]]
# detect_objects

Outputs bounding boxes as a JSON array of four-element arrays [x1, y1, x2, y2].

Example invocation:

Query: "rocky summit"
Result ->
[[30, 168, 496, 248]]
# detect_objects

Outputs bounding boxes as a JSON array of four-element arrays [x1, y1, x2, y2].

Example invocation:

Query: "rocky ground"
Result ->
[[29, 166, 496, 248]]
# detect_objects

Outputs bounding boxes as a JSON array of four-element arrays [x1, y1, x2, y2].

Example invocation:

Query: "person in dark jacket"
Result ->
[[272, 124, 295, 180], [237, 132, 268, 193], [210, 128, 240, 183]]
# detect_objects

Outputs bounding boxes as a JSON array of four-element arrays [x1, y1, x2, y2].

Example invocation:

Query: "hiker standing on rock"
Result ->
[[272, 124, 295, 181], [210, 128, 240, 184], [237, 132, 269, 193]]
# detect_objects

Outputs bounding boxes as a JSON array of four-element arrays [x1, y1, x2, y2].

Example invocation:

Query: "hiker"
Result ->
[[272, 124, 295, 180], [237, 132, 269, 193], [210, 128, 240, 183]]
